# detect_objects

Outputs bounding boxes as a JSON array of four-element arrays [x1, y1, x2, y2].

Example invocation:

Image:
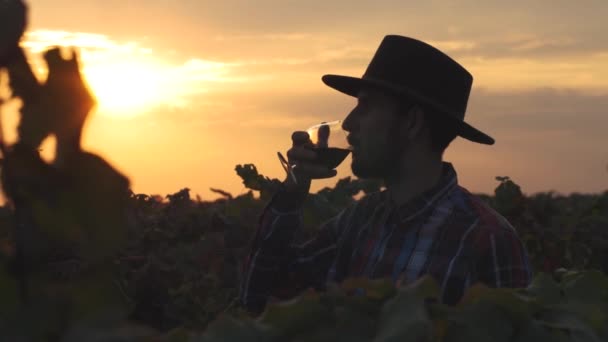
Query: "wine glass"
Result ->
[[306, 120, 352, 169], [278, 120, 352, 184]]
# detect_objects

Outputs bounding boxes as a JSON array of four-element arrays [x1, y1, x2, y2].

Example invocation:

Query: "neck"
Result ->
[[384, 151, 444, 207]]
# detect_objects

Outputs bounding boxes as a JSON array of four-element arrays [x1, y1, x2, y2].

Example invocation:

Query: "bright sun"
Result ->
[[83, 60, 165, 117]]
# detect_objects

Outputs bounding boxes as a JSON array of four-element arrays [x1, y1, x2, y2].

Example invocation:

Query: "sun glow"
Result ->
[[83, 59, 166, 117], [21, 30, 230, 118]]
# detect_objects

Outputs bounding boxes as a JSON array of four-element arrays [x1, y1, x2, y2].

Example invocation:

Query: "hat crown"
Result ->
[[363, 35, 472, 119]]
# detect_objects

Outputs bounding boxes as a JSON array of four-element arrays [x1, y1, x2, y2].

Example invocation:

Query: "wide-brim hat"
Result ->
[[322, 35, 494, 145]]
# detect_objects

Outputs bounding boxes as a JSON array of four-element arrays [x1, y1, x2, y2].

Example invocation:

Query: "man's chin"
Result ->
[[351, 154, 395, 179], [351, 159, 379, 179]]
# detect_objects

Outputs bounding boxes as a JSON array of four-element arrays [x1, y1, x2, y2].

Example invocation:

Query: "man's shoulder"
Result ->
[[455, 186, 520, 239]]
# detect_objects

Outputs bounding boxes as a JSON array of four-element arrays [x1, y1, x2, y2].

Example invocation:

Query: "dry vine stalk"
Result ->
[[0, 2, 132, 338], [0, 0, 30, 304]]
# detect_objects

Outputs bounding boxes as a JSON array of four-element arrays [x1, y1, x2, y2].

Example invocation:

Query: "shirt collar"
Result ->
[[382, 162, 459, 223]]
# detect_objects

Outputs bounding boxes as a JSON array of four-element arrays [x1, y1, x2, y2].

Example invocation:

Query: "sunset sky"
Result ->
[[2, 0, 607, 200]]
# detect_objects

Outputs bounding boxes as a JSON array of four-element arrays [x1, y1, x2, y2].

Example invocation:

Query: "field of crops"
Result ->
[[0, 164, 607, 341]]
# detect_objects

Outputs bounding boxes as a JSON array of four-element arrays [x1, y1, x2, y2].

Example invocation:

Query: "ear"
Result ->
[[403, 104, 427, 141]]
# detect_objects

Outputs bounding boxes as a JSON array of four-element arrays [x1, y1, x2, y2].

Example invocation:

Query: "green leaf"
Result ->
[[537, 308, 603, 342], [444, 301, 515, 342], [460, 283, 534, 320], [373, 287, 432, 342], [513, 319, 570, 342], [400, 275, 440, 301], [197, 315, 269, 342], [0, 268, 20, 317], [341, 277, 397, 301], [331, 306, 378, 342], [526, 272, 562, 305], [547, 301, 608, 338], [561, 270, 608, 303], [258, 291, 333, 340]]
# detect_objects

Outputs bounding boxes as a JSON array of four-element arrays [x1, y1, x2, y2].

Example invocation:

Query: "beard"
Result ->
[[351, 145, 400, 179], [351, 124, 404, 180]]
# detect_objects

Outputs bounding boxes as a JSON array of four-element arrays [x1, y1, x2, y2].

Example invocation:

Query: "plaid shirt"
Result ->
[[240, 162, 533, 313]]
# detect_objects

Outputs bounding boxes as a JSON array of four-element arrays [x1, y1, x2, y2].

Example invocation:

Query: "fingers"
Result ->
[[288, 130, 316, 161], [284, 130, 337, 180], [291, 131, 311, 146], [287, 145, 316, 162], [294, 163, 337, 179]]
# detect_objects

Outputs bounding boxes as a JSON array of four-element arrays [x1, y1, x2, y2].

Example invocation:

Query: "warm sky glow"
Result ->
[[84, 60, 166, 117], [21, 30, 233, 117], [1, 0, 606, 202]]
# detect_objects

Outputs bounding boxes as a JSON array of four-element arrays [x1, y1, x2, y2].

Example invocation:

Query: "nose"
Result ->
[[342, 106, 358, 133]]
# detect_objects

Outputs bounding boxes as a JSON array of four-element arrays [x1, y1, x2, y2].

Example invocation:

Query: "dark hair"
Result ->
[[423, 105, 459, 155], [398, 99, 458, 155]]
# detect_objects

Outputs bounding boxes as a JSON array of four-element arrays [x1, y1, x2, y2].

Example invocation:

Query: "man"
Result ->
[[240, 35, 532, 314]]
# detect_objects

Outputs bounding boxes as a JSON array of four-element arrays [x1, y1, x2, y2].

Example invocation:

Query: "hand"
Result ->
[[284, 131, 337, 188]]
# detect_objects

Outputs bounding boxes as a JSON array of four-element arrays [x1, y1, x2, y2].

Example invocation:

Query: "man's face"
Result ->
[[342, 88, 405, 179]]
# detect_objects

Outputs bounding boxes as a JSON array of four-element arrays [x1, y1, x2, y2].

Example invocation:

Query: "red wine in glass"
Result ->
[[307, 120, 352, 169]]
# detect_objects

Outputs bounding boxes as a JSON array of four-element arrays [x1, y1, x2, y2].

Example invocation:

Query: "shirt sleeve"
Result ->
[[239, 190, 354, 314], [475, 216, 533, 289]]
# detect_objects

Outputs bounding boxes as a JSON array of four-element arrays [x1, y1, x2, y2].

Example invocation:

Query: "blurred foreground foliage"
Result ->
[[0, 164, 607, 341], [195, 270, 608, 342]]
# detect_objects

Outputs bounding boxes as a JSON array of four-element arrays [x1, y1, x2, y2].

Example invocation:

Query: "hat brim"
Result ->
[[322, 74, 495, 145]]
